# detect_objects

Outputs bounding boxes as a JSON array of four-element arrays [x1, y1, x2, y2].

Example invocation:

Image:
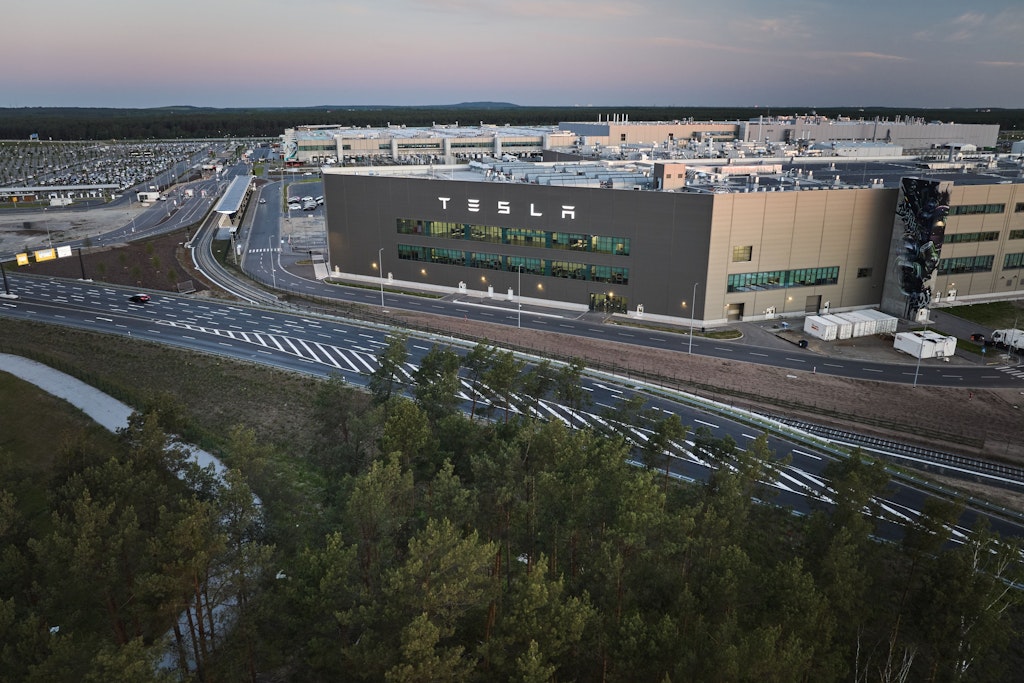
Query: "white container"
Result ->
[[821, 314, 854, 340], [803, 315, 838, 341], [836, 311, 873, 338], [859, 309, 899, 335]]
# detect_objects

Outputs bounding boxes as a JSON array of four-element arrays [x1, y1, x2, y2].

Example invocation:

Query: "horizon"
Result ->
[[4, 1, 1023, 110]]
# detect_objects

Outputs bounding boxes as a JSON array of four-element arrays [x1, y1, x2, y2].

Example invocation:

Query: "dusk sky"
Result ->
[[6, 0, 1023, 109]]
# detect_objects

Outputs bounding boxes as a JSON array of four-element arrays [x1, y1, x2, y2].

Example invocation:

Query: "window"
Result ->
[[548, 260, 587, 280], [948, 203, 1005, 216], [732, 246, 753, 262], [857, 267, 873, 278], [945, 231, 1000, 243], [551, 232, 589, 251], [937, 255, 994, 275], [469, 252, 504, 270], [1015, 202, 1024, 213], [591, 235, 630, 255], [1010, 229, 1024, 240], [1004, 253, 1024, 270], [727, 267, 839, 292]]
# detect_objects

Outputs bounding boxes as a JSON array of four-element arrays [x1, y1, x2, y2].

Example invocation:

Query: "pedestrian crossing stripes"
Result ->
[[995, 365, 1024, 380]]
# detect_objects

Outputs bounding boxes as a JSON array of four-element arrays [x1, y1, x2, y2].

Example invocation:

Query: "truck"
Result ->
[[991, 329, 1024, 352], [893, 331, 957, 359]]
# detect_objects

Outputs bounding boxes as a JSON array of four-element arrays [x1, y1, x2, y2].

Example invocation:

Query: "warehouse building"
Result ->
[[322, 154, 1023, 328]]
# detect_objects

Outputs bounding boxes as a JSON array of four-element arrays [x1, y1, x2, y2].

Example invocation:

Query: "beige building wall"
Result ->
[[939, 183, 1024, 300], [705, 188, 897, 322]]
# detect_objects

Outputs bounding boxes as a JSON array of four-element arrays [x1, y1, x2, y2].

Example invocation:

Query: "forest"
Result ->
[[2, 333, 1023, 682], [0, 105, 1022, 141]]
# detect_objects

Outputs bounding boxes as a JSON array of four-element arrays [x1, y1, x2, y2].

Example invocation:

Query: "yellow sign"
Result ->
[[16, 253, 29, 266], [34, 248, 56, 262]]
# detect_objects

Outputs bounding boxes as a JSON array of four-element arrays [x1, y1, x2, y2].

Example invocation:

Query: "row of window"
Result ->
[[933, 252, 1024, 274], [945, 231, 1001, 243], [937, 255, 994, 275], [397, 219, 631, 255], [727, 267, 840, 293], [396, 245, 630, 284], [948, 203, 1005, 216], [1011, 229, 1024, 240]]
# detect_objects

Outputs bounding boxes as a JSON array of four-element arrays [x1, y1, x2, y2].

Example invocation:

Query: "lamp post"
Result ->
[[378, 247, 386, 310], [268, 235, 276, 289], [688, 282, 700, 354], [517, 264, 522, 328]]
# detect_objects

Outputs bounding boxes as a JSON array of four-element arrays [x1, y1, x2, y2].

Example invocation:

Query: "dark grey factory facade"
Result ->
[[324, 173, 714, 320]]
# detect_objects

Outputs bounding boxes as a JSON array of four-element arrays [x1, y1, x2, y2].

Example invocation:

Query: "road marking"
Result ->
[[715, 346, 732, 352], [793, 449, 822, 461], [823, 363, 843, 368], [785, 357, 806, 363], [694, 419, 719, 429], [741, 433, 757, 440], [862, 368, 883, 373], [96, 316, 113, 322], [749, 352, 768, 357]]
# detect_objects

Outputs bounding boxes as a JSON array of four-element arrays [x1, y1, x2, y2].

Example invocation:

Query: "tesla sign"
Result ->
[[437, 196, 575, 219]]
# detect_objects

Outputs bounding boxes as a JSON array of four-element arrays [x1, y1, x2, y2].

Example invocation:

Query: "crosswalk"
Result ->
[[995, 364, 1024, 381]]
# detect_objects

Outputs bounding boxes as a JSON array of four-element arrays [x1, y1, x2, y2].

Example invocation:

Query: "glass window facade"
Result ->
[[396, 218, 629, 256], [937, 255, 994, 274], [395, 244, 629, 284], [727, 267, 839, 292]]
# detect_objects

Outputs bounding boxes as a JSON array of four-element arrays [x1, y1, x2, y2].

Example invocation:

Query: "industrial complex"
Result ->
[[311, 116, 1022, 327]]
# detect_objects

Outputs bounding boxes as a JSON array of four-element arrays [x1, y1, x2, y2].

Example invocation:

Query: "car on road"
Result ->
[[259, 198, 266, 204], [129, 293, 151, 303]]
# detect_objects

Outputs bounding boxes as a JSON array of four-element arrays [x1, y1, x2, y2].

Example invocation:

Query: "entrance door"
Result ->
[[805, 295, 821, 314], [589, 292, 628, 314], [725, 303, 744, 321]]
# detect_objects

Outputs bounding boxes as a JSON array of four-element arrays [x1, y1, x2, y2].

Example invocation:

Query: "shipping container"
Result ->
[[859, 309, 899, 335], [803, 315, 838, 341], [835, 311, 874, 338], [821, 314, 854, 340]]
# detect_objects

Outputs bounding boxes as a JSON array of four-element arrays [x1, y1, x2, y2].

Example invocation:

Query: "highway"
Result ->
[[2, 163, 1023, 548], [3, 274, 1024, 547]]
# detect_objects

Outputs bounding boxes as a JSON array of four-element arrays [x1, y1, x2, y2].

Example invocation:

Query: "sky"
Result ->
[[5, 0, 1023, 109]]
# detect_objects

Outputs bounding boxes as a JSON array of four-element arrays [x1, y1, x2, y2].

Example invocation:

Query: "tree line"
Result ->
[[0, 105, 1021, 141], [2, 337, 1023, 681]]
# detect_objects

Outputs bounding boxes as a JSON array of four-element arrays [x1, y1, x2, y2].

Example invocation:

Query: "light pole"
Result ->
[[378, 247, 386, 310], [517, 264, 522, 328], [268, 235, 277, 289], [688, 282, 700, 354]]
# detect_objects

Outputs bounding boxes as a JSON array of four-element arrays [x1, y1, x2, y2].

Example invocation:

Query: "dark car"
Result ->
[[969, 333, 985, 342], [129, 294, 151, 303]]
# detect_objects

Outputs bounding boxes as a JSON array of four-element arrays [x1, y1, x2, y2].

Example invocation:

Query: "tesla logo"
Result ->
[[438, 196, 575, 219]]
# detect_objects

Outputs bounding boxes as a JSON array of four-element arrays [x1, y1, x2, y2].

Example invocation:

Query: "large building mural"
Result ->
[[881, 177, 951, 321]]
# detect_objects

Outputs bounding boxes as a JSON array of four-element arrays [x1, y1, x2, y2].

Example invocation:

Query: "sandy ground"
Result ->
[[0, 203, 147, 255]]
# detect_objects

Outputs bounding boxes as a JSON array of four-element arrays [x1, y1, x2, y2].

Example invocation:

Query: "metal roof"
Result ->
[[214, 176, 252, 214]]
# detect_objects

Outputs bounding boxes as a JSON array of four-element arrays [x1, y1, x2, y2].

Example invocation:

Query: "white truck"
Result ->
[[991, 329, 1024, 353]]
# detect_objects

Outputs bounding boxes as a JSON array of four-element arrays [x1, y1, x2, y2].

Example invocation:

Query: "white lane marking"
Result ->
[[694, 419, 719, 429], [792, 449, 822, 461]]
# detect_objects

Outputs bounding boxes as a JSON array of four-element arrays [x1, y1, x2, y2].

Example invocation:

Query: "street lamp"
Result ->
[[268, 235, 277, 289], [688, 282, 700, 354], [517, 264, 522, 328], [378, 247, 386, 310]]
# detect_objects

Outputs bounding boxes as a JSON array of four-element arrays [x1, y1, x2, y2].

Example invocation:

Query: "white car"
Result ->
[[259, 198, 266, 204], [288, 203, 301, 211]]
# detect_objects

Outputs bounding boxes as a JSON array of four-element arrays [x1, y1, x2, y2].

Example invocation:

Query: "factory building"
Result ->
[[322, 152, 1024, 327]]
